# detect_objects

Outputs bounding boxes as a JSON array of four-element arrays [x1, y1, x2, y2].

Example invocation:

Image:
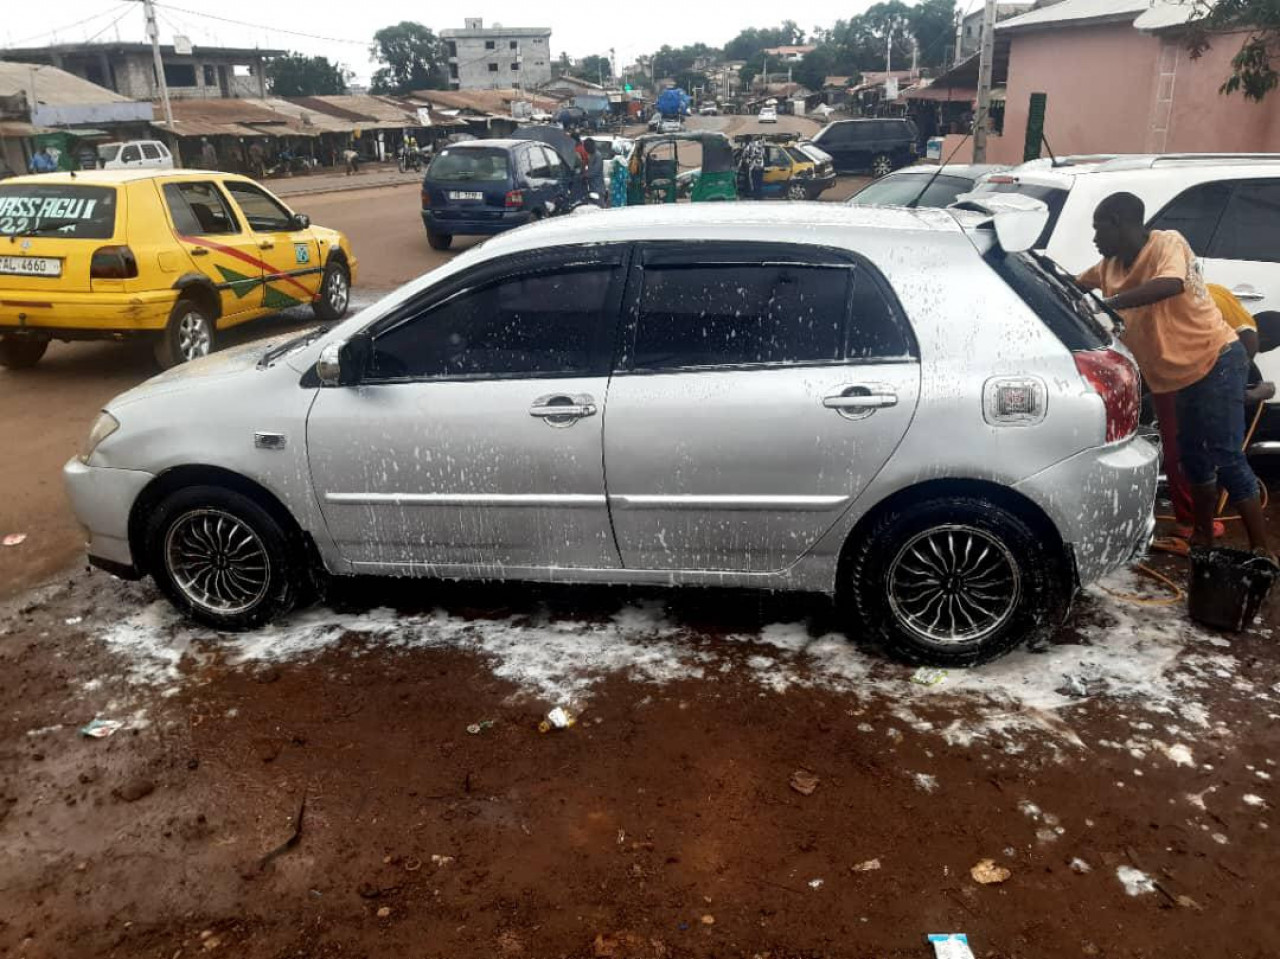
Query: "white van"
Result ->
[[97, 140, 175, 170]]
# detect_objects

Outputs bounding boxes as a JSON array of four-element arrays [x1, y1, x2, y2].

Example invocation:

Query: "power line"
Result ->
[[83, 6, 139, 45], [150, 1, 369, 46], [3, 2, 133, 48]]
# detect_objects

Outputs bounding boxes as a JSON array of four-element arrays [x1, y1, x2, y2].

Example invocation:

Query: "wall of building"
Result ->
[[451, 35, 552, 90], [108, 53, 264, 101]]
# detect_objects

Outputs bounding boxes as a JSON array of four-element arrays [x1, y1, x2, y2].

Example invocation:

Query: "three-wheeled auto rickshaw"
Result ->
[[625, 131, 737, 205]]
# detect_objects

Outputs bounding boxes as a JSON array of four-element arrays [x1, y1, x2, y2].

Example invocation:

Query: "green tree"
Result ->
[[369, 21, 447, 94], [794, 46, 843, 91], [573, 54, 613, 83], [266, 53, 350, 96], [908, 0, 958, 68], [834, 2, 913, 72], [1186, 0, 1280, 100]]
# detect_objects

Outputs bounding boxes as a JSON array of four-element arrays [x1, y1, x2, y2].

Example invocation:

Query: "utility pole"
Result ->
[[954, 9, 964, 66], [973, 0, 997, 162], [910, 36, 919, 78], [143, 0, 174, 129], [886, 27, 893, 75]]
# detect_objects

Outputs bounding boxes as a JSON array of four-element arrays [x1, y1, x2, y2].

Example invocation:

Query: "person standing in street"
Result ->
[[1077, 192, 1273, 558], [584, 138, 605, 204], [28, 147, 57, 174], [741, 137, 765, 200], [199, 138, 218, 170]]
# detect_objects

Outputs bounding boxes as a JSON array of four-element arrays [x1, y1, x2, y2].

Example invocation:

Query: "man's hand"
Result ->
[[1246, 381, 1276, 404]]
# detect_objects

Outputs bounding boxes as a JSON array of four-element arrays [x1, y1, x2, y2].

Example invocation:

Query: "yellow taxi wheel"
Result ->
[[155, 299, 216, 370], [0, 338, 49, 370], [786, 182, 808, 201]]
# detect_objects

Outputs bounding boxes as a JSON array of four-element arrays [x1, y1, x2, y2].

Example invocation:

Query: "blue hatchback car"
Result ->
[[421, 139, 582, 250]]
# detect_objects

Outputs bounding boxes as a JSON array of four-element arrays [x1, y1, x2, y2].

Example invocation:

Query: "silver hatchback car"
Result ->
[[65, 203, 1157, 665]]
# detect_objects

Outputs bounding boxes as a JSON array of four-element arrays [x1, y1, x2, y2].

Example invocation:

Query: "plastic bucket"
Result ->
[[1187, 545, 1278, 632]]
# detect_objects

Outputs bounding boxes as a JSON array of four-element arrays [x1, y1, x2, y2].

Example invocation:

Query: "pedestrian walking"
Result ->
[[1077, 192, 1273, 559], [343, 144, 360, 176], [610, 149, 630, 207], [248, 139, 267, 178], [741, 137, 765, 200], [584, 139, 605, 204], [199, 138, 218, 171]]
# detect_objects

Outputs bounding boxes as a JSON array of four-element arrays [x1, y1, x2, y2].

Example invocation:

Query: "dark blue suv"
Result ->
[[421, 139, 581, 250]]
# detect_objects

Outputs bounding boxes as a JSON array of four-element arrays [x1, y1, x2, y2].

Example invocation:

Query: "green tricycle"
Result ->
[[625, 131, 738, 205]]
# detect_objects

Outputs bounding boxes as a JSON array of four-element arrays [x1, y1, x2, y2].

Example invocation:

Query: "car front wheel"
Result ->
[[146, 485, 303, 630], [845, 495, 1068, 666], [313, 259, 350, 323], [786, 181, 808, 201]]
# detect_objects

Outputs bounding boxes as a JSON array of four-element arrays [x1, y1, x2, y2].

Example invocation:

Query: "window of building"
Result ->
[[511, 62, 520, 71], [488, 63, 499, 72], [449, 63, 459, 79], [163, 63, 197, 87], [447, 41, 457, 58], [485, 40, 495, 50], [202, 65, 216, 86], [510, 40, 518, 49]]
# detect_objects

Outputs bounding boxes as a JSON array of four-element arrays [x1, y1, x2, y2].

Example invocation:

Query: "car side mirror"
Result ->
[[290, 213, 311, 230], [316, 332, 370, 387]]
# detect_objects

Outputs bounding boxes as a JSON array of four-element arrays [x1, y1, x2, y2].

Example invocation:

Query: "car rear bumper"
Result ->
[[63, 458, 154, 573], [0, 288, 176, 335], [1014, 432, 1159, 587], [422, 209, 531, 236]]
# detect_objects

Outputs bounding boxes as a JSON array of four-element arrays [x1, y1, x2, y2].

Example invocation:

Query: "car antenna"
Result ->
[[905, 106, 984, 209], [1042, 133, 1060, 167]]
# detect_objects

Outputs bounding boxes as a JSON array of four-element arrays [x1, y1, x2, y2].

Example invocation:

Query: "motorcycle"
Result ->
[[398, 147, 425, 174]]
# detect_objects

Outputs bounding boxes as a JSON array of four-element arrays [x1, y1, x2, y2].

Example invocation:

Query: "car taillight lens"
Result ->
[[505, 189, 524, 209], [89, 245, 138, 280], [421, 187, 430, 209], [1075, 348, 1140, 443]]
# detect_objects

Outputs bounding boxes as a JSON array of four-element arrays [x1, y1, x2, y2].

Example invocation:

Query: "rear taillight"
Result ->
[[505, 189, 524, 209], [421, 187, 430, 209], [1075, 348, 1140, 443], [90, 245, 138, 280]]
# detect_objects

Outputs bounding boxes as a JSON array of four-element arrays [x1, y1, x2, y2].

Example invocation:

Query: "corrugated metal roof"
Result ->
[[0, 61, 134, 105], [997, 0, 1153, 32]]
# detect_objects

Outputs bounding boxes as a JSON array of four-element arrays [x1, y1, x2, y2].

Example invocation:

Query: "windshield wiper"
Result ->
[[258, 327, 326, 368], [6, 218, 80, 243]]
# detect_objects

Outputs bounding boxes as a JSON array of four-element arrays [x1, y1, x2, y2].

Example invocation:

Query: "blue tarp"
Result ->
[[656, 88, 690, 118]]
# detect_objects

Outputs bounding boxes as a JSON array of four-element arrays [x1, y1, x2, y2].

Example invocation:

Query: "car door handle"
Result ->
[[1231, 285, 1266, 302], [530, 394, 597, 420], [189, 247, 208, 257], [824, 389, 898, 410], [259, 241, 275, 250]]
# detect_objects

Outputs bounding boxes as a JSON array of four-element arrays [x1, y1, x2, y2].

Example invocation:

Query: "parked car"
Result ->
[[758, 106, 778, 124], [63, 202, 1156, 666], [848, 164, 1007, 208], [957, 153, 1280, 424], [811, 118, 920, 176], [734, 134, 836, 200], [659, 117, 684, 134], [421, 139, 583, 250], [97, 140, 175, 170], [699, 104, 719, 116], [0, 170, 355, 370]]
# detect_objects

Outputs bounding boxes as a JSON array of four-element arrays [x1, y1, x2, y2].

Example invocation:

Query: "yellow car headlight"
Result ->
[[81, 412, 119, 463]]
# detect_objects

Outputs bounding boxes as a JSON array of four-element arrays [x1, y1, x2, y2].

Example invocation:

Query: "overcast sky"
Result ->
[[0, 0, 968, 85]]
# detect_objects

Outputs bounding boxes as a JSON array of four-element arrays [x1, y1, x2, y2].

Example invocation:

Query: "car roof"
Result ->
[[442, 139, 526, 151], [883, 164, 1007, 179], [1, 169, 254, 187], [477, 202, 965, 259], [1001, 152, 1280, 187]]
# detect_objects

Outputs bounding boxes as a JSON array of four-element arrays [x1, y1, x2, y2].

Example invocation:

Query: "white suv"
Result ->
[[961, 153, 1280, 410], [97, 140, 175, 170]]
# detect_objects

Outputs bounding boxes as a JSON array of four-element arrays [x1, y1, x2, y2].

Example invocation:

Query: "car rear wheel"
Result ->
[[0, 337, 49, 370], [870, 154, 894, 177], [146, 485, 302, 630], [155, 298, 215, 369], [312, 259, 350, 323], [427, 229, 453, 250], [845, 495, 1068, 666]]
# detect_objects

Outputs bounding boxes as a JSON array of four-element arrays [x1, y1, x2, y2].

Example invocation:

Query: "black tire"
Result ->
[[312, 259, 351, 323], [870, 153, 893, 178], [154, 298, 215, 370], [786, 181, 807, 201], [844, 495, 1069, 666], [427, 229, 453, 250], [0, 337, 48, 370], [146, 485, 303, 631]]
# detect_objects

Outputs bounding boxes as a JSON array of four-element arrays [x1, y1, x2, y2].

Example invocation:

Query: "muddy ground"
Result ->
[[1, 537, 1277, 959]]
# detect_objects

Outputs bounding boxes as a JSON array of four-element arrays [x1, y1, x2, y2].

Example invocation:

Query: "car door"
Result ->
[[762, 145, 791, 198], [603, 242, 921, 573], [522, 146, 556, 213], [306, 245, 628, 572], [159, 179, 268, 324], [1150, 177, 1280, 400], [220, 178, 323, 312]]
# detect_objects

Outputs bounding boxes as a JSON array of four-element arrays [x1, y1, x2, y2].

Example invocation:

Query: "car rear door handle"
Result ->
[[259, 241, 275, 250], [1231, 285, 1266, 302], [530, 394, 597, 422], [824, 389, 898, 410], [189, 247, 208, 257]]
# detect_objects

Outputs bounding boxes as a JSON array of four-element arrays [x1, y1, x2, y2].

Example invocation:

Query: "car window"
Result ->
[[368, 266, 617, 380], [121, 145, 141, 164], [815, 123, 849, 146], [848, 270, 913, 360], [0, 184, 117, 239], [633, 264, 848, 371], [222, 181, 294, 232], [765, 146, 789, 167], [141, 143, 161, 160], [163, 181, 240, 236], [785, 147, 811, 165], [96, 144, 121, 164], [525, 147, 550, 179], [850, 174, 970, 208], [1147, 181, 1231, 254], [428, 148, 511, 183], [1206, 180, 1280, 263], [543, 147, 565, 177]]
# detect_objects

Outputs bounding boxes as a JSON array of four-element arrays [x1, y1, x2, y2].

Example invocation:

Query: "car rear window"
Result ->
[[967, 179, 1069, 248], [987, 249, 1109, 351], [427, 148, 511, 183], [0, 184, 117, 239], [850, 174, 971, 208]]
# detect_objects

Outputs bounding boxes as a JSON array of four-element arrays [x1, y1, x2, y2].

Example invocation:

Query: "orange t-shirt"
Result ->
[[1077, 230, 1236, 394]]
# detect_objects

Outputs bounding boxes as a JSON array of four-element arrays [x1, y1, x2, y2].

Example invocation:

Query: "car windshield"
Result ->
[[850, 174, 972, 208], [96, 144, 121, 162], [0, 184, 117, 239], [785, 147, 810, 165], [427, 148, 510, 183]]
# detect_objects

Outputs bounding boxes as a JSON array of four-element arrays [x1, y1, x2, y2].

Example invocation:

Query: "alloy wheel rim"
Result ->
[[327, 270, 349, 313], [886, 524, 1021, 645], [164, 509, 271, 616], [177, 312, 211, 361], [788, 183, 806, 200], [873, 158, 891, 176]]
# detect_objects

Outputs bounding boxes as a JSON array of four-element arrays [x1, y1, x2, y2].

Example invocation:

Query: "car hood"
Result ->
[[106, 339, 283, 411]]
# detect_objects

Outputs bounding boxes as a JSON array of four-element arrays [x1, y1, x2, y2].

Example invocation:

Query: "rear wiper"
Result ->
[[7, 218, 79, 243]]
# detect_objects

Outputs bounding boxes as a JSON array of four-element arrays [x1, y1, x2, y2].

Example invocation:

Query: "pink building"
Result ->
[[945, 0, 1280, 164]]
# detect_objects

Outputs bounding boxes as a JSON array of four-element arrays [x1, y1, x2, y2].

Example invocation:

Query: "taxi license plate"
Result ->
[[0, 255, 62, 277], [448, 191, 484, 201]]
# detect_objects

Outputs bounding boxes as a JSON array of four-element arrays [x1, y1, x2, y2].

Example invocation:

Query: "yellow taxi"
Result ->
[[0, 170, 357, 369], [736, 134, 838, 201]]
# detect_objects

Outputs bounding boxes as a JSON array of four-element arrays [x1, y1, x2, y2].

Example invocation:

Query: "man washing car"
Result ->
[[1077, 192, 1273, 559]]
